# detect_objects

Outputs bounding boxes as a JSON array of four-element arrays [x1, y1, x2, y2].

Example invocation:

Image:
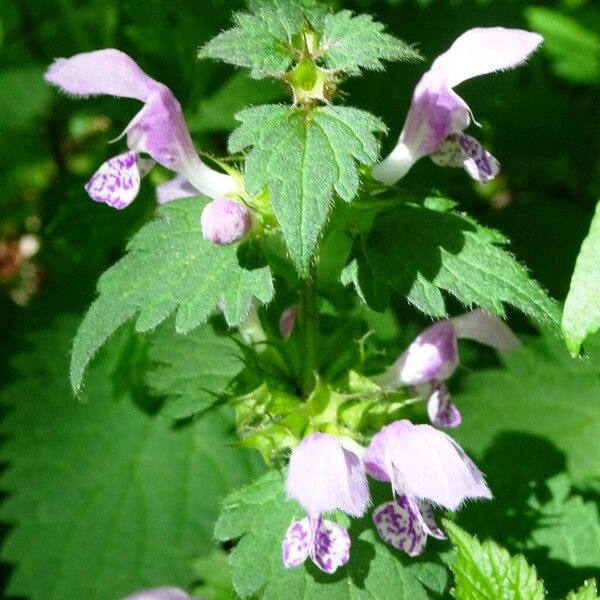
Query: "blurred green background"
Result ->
[[1, 0, 599, 598]]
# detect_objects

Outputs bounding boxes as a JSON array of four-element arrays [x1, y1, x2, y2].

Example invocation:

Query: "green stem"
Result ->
[[298, 262, 318, 397]]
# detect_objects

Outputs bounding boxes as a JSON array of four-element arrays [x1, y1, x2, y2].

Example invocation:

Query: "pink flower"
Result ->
[[372, 28, 543, 184], [45, 49, 235, 209], [375, 310, 519, 428], [200, 197, 253, 245], [283, 433, 369, 573], [364, 420, 491, 556]]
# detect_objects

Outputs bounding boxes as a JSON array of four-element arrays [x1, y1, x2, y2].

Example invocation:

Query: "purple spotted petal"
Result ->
[[451, 309, 520, 352], [372, 28, 542, 185], [85, 151, 152, 209], [286, 433, 370, 518], [427, 383, 462, 429], [46, 49, 235, 200], [311, 517, 351, 574], [364, 420, 492, 510], [373, 495, 428, 557], [120, 587, 198, 600], [283, 517, 312, 569], [156, 175, 199, 205], [432, 134, 500, 183], [417, 501, 446, 540], [430, 28, 543, 88]]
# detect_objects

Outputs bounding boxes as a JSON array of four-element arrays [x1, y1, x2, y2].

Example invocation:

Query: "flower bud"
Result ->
[[200, 197, 252, 245]]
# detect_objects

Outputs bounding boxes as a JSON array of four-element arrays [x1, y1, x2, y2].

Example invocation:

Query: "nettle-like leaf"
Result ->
[[215, 471, 445, 599], [198, 1, 417, 80], [568, 581, 600, 600], [562, 201, 600, 355], [349, 202, 560, 331], [70, 197, 273, 392], [146, 323, 244, 420], [230, 104, 386, 275], [198, 0, 326, 78], [320, 10, 421, 74], [445, 522, 546, 600], [0, 318, 263, 600]]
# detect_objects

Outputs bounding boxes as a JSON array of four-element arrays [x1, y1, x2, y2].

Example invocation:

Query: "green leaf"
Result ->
[[146, 323, 244, 420], [198, 0, 325, 78], [320, 10, 421, 74], [452, 334, 600, 488], [230, 105, 386, 274], [525, 7, 600, 85], [215, 471, 437, 599], [567, 581, 599, 600], [0, 317, 263, 600], [562, 201, 600, 355], [358, 203, 559, 330], [446, 522, 545, 600], [70, 197, 273, 393]]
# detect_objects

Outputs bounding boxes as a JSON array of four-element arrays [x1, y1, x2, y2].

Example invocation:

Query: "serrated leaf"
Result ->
[[215, 471, 440, 599], [146, 323, 244, 420], [230, 105, 386, 274], [357, 203, 559, 330], [198, 0, 325, 78], [445, 522, 545, 600], [562, 201, 600, 355], [320, 10, 421, 74], [568, 581, 599, 600], [70, 197, 273, 393], [0, 317, 263, 600]]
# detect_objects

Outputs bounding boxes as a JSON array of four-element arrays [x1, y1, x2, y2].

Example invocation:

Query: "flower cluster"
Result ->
[[283, 423, 490, 573], [283, 310, 519, 573]]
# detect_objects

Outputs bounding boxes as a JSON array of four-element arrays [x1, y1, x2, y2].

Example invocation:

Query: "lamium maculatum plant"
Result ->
[[42, 0, 566, 596]]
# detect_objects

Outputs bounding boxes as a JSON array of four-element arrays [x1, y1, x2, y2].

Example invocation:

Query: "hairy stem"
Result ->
[[298, 262, 318, 397]]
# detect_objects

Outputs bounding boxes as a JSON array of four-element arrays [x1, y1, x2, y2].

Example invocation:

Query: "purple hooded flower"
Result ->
[[45, 49, 235, 209], [375, 310, 519, 428], [372, 28, 543, 184], [200, 197, 253, 245], [364, 420, 491, 556], [283, 433, 369, 573], [120, 587, 199, 600]]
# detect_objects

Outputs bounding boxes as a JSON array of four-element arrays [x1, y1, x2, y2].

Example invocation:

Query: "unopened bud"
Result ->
[[200, 197, 252, 245]]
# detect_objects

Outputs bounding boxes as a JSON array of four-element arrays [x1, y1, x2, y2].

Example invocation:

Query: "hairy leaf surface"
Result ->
[[562, 200, 600, 355], [446, 522, 545, 600], [146, 323, 244, 420], [354, 203, 559, 330], [230, 105, 385, 274], [320, 10, 420, 73], [70, 197, 273, 392], [0, 318, 262, 600]]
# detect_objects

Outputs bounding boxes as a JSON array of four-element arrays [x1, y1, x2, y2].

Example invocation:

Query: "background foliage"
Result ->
[[1, 0, 599, 598]]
